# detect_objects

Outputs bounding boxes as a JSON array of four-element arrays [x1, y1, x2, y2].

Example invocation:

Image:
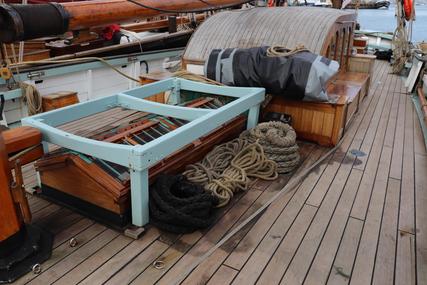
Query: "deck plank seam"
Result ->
[[226, 155, 336, 284], [233, 62, 387, 284], [348, 83, 398, 284], [298, 166, 365, 285], [240, 62, 388, 285]]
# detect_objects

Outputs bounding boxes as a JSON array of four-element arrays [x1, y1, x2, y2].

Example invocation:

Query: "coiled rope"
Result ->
[[149, 174, 219, 233], [266, 44, 310, 57], [20, 82, 42, 115], [184, 138, 278, 207], [205, 142, 278, 207], [240, 121, 300, 173]]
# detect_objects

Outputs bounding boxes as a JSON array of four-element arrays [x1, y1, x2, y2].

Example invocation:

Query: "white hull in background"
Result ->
[[2, 51, 182, 126]]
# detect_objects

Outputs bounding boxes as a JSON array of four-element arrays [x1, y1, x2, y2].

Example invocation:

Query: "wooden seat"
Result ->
[[334, 71, 371, 99], [265, 71, 369, 146]]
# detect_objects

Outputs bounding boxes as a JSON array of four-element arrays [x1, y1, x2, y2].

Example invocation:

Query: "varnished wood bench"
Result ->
[[264, 55, 374, 146], [265, 72, 369, 146]]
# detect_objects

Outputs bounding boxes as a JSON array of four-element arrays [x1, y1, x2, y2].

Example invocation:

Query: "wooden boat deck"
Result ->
[[16, 60, 426, 285]]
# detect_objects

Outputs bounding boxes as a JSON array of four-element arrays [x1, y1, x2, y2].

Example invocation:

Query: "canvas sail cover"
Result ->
[[204, 46, 339, 102]]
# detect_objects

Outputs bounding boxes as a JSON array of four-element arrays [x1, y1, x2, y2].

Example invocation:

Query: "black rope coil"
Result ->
[[149, 175, 219, 233]]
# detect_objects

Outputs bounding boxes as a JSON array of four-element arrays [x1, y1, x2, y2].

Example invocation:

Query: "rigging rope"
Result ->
[[392, 0, 410, 74]]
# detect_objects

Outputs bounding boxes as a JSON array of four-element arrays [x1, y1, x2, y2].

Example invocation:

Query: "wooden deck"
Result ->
[[16, 60, 426, 285]]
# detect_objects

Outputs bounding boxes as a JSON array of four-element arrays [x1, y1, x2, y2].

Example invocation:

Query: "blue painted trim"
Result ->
[[117, 94, 212, 121], [0, 88, 22, 100], [23, 77, 265, 226]]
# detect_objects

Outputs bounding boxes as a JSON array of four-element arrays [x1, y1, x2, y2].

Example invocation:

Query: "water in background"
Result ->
[[352, 5, 427, 43]]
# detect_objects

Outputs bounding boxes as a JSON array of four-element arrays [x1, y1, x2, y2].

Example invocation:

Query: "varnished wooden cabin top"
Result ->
[[16, 61, 426, 285], [183, 7, 356, 63]]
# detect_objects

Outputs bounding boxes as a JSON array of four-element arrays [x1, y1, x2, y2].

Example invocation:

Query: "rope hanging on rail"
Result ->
[[20, 82, 42, 115], [240, 121, 300, 173]]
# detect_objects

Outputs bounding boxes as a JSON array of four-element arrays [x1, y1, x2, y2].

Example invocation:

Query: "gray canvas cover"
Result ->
[[204, 46, 339, 102]]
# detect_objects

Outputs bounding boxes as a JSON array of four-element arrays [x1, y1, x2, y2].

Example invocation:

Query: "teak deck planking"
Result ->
[[16, 60, 426, 285]]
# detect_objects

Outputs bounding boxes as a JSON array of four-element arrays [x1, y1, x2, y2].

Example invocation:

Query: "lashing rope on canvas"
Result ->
[[240, 121, 300, 173], [266, 44, 310, 57]]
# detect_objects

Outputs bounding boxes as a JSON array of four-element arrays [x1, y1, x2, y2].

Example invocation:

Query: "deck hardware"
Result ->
[[153, 260, 165, 270], [27, 71, 45, 80], [69, 238, 78, 247], [32, 264, 41, 274], [349, 149, 366, 157], [0, 67, 12, 80]]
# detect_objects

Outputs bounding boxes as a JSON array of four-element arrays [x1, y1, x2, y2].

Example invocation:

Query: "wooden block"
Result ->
[[42, 91, 79, 112], [2, 126, 42, 154]]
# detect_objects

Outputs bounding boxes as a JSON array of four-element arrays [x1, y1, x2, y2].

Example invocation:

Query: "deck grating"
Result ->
[[16, 60, 426, 285]]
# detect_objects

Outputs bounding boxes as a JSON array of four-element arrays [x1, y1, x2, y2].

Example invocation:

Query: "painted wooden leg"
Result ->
[[130, 169, 149, 227], [247, 105, 260, 129]]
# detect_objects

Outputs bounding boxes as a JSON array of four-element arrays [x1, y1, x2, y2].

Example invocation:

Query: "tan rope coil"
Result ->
[[184, 138, 248, 185], [240, 121, 300, 173], [183, 138, 278, 207], [205, 142, 277, 207], [266, 44, 310, 57], [20, 82, 42, 115]]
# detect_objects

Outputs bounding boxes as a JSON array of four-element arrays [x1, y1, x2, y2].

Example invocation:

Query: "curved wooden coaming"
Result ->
[[183, 7, 356, 69]]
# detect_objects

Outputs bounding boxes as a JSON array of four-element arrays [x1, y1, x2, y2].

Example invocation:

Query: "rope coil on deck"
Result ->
[[204, 142, 278, 207], [240, 121, 300, 173], [184, 138, 278, 207], [149, 174, 219, 233]]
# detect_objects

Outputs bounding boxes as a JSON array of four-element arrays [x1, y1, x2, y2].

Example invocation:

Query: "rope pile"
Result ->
[[204, 142, 278, 207], [240, 121, 300, 173], [184, 139, 248, 185], [184, 138, 278, 207], [149, 174, 219, 233]]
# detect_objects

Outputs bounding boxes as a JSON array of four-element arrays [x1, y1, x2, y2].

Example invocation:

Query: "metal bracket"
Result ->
[[127, 56, 138, 62], [27, 71, 45, 80]]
